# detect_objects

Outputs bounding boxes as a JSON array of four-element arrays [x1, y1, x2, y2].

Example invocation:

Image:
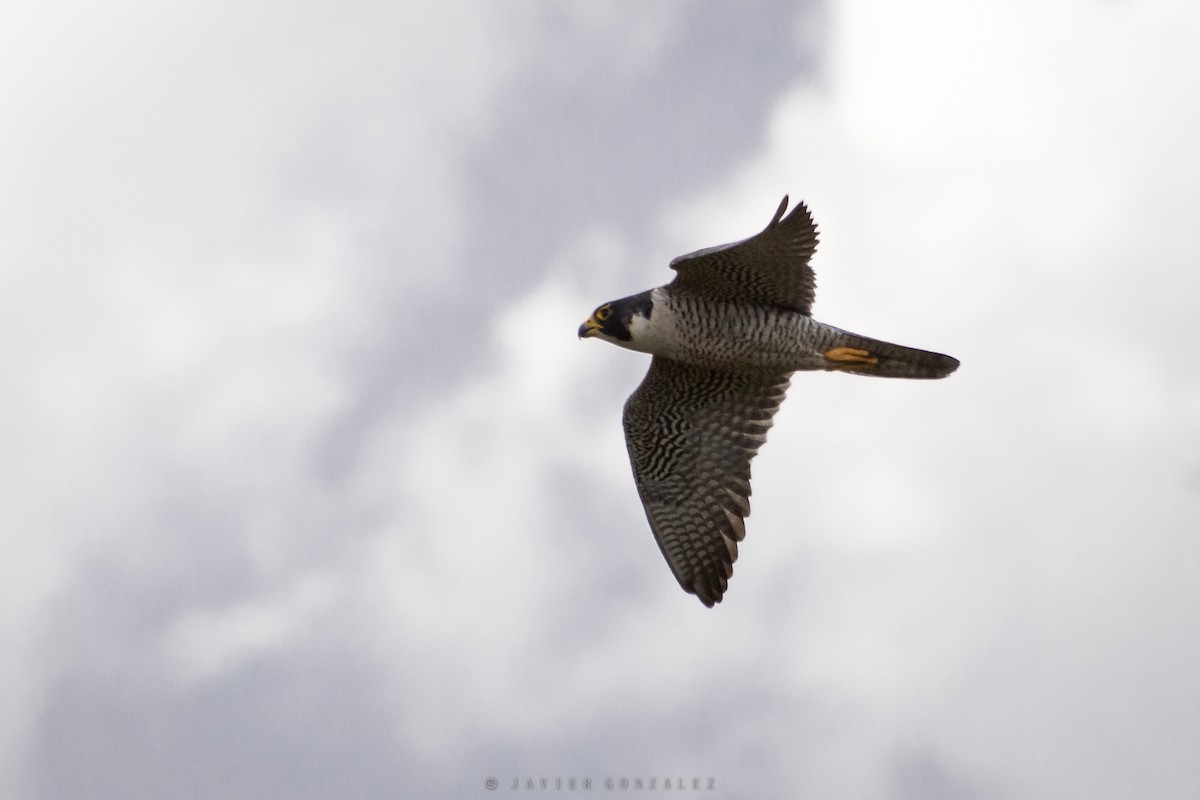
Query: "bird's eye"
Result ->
[[596, 306, 612, 321]]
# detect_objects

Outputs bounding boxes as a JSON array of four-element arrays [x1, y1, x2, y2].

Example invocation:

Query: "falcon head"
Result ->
[[578, 290, 654, 346]]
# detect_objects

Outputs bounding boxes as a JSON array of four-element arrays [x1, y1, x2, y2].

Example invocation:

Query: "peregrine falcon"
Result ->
[[579, 196, 959, 607]]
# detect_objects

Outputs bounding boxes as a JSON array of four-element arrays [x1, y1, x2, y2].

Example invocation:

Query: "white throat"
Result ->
[[620, 307, 666, 354]]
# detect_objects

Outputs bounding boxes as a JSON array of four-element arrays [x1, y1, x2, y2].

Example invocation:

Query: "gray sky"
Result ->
[[3, 1, 1199, 798]]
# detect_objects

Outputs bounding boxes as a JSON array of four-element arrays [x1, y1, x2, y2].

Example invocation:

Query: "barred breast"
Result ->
[[631, 289, 835, 373]]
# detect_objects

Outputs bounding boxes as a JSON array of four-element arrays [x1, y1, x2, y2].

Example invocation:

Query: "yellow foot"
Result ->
[[824, 346, 879, 368]]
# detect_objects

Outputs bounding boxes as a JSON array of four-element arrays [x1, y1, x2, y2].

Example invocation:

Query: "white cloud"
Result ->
[[4, 1, 1200, 798], [166, 573, 336, 686]]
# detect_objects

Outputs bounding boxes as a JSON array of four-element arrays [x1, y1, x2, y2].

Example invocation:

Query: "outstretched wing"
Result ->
[[668, 195, 819, 314], [622, 356, 791, 606]]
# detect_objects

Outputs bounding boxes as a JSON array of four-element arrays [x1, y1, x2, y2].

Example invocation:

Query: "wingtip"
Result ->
[[694, 586, 722, 608], [689, 567, 732, 608], [768, 195, 790, 229]]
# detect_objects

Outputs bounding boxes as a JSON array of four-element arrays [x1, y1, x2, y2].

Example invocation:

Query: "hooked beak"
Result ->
[[578, 317, 601, 339]]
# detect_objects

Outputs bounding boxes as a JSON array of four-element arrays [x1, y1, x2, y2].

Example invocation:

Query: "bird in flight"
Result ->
[[579, 196, 959, 606]]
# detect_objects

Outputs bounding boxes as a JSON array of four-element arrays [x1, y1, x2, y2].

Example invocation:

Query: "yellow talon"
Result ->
[[824, 346, 878, 366]]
